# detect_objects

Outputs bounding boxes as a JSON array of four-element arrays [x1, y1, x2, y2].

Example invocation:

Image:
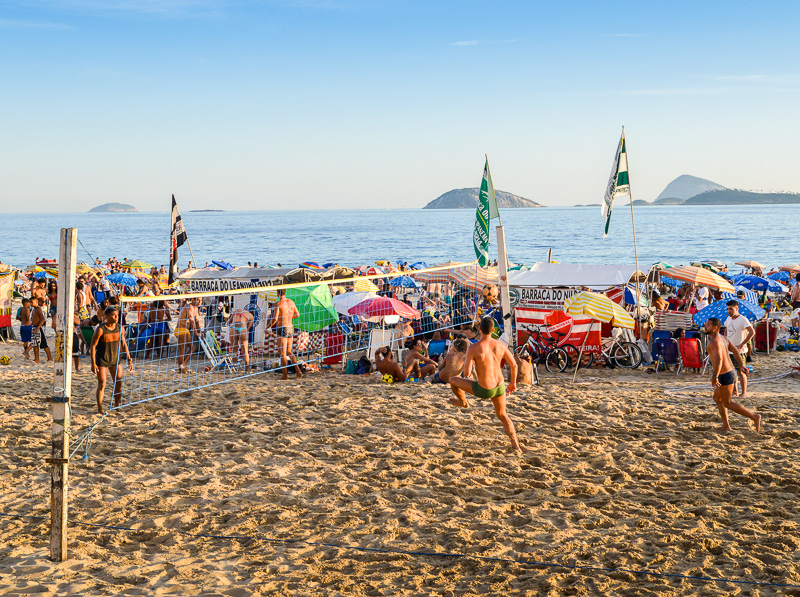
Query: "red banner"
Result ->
[[515, 308, 601, 353], [0, 274, 13, 328]]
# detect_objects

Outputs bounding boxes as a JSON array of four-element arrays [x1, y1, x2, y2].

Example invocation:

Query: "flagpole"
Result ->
[[623, 127, 643, 340]]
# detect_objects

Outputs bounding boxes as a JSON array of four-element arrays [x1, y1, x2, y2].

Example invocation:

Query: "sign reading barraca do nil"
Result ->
[[512, 286, 580, 311], [473, 157, 500, 267]]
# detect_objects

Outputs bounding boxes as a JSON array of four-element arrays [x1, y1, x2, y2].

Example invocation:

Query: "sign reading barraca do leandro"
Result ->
[[511, 286, 580, 311]]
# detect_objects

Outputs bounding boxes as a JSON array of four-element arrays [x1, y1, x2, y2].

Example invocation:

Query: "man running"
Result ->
[[448, 317, 523, 452], [705, 317, 761, 433], [270, 289, 301, 380]]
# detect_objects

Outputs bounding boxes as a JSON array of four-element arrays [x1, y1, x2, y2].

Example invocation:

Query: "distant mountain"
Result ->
[[684, 189, 800, 205], [423, 188, 544, 209], [88, 202, 138, 213], [655, 175, 727, 202]]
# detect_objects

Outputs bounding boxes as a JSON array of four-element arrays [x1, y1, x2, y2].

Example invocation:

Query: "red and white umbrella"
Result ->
[[348, 296, 420, 320]]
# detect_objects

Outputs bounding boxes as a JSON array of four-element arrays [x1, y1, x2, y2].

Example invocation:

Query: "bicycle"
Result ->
[[514, 325, 570, 373], [567, 334, 643, 369]]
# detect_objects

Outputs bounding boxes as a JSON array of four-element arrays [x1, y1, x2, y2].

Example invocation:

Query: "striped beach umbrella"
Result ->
[[448, 264, 499, 291], [693, 298, 765, 326], [122, 260, 152, 269], [353, 278, 379, 292], [662, 265, 735, 293], [564, 291, 634, 329]]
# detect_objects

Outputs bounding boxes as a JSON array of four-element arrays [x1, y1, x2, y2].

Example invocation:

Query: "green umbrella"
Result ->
[[286, 285, 338, 332]]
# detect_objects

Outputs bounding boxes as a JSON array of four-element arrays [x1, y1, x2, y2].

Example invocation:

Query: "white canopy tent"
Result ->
[[508, 263, 644, 290]]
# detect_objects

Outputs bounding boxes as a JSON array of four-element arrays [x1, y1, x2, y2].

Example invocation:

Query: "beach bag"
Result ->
[[345, 360, 358, 375], [637, 339, 653, 364], [355, 355, 372, 375]]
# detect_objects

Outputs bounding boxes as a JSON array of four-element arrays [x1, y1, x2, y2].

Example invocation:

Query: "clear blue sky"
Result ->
[[2, 0, 799, 212]]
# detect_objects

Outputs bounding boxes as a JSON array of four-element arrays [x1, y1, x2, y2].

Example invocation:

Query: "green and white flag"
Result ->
[[602, 129, 630, 238], [473, 156, 500, 266]]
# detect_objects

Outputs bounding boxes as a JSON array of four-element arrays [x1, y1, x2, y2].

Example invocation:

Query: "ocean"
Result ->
[[1, 204, 798, 271]]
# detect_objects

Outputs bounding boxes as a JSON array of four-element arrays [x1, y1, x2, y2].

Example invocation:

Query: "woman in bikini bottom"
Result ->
[[472, 381, 506, 399]]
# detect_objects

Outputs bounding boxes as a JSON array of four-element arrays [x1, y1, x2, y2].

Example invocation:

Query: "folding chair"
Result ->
[[368, 328, 402, 362], [653, 336, 679, 373], [676, 337, 708, 376], [200, 330, 235, 371]]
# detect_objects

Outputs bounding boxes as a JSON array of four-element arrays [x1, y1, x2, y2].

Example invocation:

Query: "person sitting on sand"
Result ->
[[374, 346, 407, 382], [448, 317, 523, 452], [404, 338, 437, 379], [428, 338, 468, 384], [704, 317, 760, 433]]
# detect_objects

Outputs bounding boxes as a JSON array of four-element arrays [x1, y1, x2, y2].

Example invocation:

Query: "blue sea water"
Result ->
[[1, 205, 798, 271]]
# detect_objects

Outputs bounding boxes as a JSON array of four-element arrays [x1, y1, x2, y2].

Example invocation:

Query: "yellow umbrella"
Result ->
[[664, 265, 735, 293], [564, 291, 635, 381], [354, 278, 379, 292], [122, 260, 153, 269], [564, 291, 634, 330]]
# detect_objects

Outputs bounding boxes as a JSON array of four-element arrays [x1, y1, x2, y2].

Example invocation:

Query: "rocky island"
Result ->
[[638, 175, 800, 205], [88, 202, 138, 213], [423, 188, 543, 209]]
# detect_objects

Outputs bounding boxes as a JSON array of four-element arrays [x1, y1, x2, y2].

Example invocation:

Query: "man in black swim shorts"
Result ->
[[704, 317, 761, 433]]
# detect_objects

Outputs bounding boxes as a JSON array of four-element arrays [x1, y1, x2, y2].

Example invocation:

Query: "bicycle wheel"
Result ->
[[611, 342, 642, 368], [560, 343, 594, 369], [544, 347, 569, 373]]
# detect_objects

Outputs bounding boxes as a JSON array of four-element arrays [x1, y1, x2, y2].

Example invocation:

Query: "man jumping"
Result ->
[[448, 317, 523, 452]]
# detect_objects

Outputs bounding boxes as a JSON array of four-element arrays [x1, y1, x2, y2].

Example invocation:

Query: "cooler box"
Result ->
[[755, 321, 778, 352], [323, 332, 344, 364]]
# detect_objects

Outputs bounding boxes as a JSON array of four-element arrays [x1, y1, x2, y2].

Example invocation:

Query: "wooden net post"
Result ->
[[49, 228, 77, 561]]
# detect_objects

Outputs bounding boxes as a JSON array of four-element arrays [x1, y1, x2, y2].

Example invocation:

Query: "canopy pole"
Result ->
[[571, 322, 592, 383], [623, 126, 643, 341]]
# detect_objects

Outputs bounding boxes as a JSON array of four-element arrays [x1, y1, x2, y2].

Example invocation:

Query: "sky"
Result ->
[[1, 0, 799, 212]]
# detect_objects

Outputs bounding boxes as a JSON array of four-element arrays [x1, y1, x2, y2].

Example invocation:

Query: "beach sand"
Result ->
[[1, 333, 800, 596]]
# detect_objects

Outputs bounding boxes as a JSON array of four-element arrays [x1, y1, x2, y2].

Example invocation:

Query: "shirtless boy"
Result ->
[[17, 298, 32, 359], [705, 317, 761, 433], [270, 289, 301, 380], [448, 317, 523, 452], [375, 347, 408, 382], [428, 338, 468, 384]]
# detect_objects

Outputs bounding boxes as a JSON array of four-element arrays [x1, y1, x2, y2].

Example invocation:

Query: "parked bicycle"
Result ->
[[565, 334, 643, 369], [514, 325, 570, 373]]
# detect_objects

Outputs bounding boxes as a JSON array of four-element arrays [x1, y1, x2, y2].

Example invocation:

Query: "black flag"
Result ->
[[168, 194, 188, 284]]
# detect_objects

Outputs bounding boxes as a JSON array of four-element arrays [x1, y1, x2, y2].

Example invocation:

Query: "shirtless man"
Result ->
[[270, 289, 301, 380], [375, 346, 408, 382], [175, 298, 202, 373], [29, 297, 53, 363], [449, 317, 522, 451], [428, 338, 468, 384], [17, 298, 33, 359], [705, 317, 761, 433], [228, 306, 254, 371]]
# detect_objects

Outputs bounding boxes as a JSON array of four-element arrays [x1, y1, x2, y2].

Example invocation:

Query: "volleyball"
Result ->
[[481, 284, 499, 304], [381, 374, 394, 384], [0, 356, 10, 365]]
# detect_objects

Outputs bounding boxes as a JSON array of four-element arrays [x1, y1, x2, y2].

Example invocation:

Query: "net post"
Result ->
[[50, 227, 77, 562], [495, 225, 514, 348]]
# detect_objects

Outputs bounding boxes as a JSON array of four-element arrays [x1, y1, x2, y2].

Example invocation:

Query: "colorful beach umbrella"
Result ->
[[348, 296, 420, 320], [106, 272, 138, 287], [729, 274, 783, 293], [388, 275, 420, 288], [353, 278, 379, 292], [299, 261, 323, 270], [33, 270, 55, 280], [662, 265, 735, 293], [693, 298, 765, 326], [448, 264, 500, 292], [779, 264, 800, 273], [767, 271, 790, 282], [331, 291, 378, 316], [722, 286, 759, 304], [212, 260, 235, 271], [735, 260, 765, 270], [564, 291, 635, 329], [122, 260, 152, 269]]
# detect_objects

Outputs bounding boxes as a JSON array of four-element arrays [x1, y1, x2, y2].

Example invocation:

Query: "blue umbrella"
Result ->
[[767, 271, 790, 282], [730, 274, 783, 292], [106, 272, 138, 287], [211, 260, 235, 271], [660, 275, 681, 288], [722, 286, 759, 304], [33, 270, 55, 280], [322, 262, 336, 269], [409, 261, 429, 270], [389, 275, 420, 288], [693, 298, 765, 326]]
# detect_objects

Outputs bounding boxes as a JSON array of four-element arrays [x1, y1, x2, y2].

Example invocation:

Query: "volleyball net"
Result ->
[[103, 261, 500, 410]]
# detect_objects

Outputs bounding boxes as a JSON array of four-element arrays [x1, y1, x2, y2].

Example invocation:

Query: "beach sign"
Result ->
[[602, 129, 630, 238], [473, 156, 500, 266]]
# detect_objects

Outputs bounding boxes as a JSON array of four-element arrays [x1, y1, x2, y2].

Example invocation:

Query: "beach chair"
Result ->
[[427, 339, 448, 359], [676, 337, 708, 375], [653, 335, 679, 373], [199, 330, 235, 371], [367, 328, 402, 363]]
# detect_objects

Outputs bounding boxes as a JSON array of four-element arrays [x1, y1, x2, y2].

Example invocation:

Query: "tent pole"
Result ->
[[496, 225, 513, 348], [572, 322, 591, 383]]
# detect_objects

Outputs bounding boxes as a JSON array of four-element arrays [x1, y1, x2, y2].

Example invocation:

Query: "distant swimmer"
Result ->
[[448, 317, 523, 452], [705, 317, 761, 433]]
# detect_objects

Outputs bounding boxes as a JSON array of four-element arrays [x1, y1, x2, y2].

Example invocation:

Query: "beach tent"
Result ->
[[509, 263, 643, 291], [286, 285, 338, 332], [179, 267, 294, 292], [320, 266, 357, 280]]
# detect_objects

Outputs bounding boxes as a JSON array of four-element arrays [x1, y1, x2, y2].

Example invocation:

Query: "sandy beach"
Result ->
[[1, 328, 800, 596]]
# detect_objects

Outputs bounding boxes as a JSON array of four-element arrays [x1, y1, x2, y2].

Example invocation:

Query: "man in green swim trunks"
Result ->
[[449, 317, 523, 452]]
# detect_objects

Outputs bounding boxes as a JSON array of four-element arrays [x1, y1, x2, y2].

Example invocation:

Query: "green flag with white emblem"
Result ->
[[473, 156, 500, 266], [602, 130, 630, 238]]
